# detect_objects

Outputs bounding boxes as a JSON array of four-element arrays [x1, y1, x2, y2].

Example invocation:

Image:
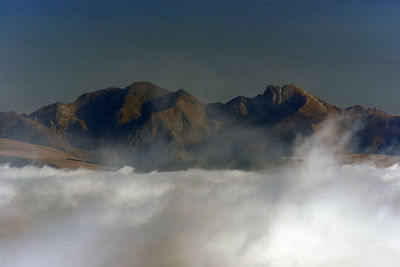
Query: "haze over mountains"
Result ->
[[1, 81, 399, 170]]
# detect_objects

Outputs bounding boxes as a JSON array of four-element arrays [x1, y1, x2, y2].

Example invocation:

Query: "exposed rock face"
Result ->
[[196, 84, 342, 168], [1, 81, 400, 169], [30, 83, 171, 136], [207, 84, 340, 130], [29, 82, 215, 165], [344, 105, 389, 118], [343, 107, 400, 155]]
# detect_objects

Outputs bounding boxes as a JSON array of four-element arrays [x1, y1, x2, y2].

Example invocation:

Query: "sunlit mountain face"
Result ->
[[1, 82, 400, 267], [1, 82, 400, 171]]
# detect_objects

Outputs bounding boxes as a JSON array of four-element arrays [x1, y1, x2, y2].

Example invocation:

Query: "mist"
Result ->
[[0, 126, 400, 267]]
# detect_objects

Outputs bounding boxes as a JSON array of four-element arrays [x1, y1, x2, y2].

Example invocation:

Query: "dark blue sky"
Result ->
[[1, 0, 400, 113]]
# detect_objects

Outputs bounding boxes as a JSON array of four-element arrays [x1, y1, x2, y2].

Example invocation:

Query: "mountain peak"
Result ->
[[128, 81, 157, 87], [124, 82, 170, 101], [73, 87, 122, 108], [262, 84, 313, 104], [125, 81, 167, 92], [345, 105, 389, 117], [172, 89, 200, 104], [2, 81, 399, 170]]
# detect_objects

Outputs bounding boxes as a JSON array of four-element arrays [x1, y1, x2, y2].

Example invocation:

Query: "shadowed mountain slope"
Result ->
[[1, 81, 399, 169], [207, 84, 340, 126], [343, 107, 400, 155], [29, 82, 216, 166]]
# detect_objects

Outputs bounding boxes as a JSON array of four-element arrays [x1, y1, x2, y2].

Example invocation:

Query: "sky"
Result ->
[[1, 0, 400, 113]]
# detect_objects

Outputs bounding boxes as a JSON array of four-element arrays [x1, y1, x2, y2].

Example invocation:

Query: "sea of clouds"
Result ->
[[1, 123, 400, 266]]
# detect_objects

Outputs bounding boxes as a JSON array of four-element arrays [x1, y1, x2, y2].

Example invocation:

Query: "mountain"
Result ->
[[1, 81, 400, 170], [0, 138, 102, 170], [343, 106, 400, 154], [186, 84, 342, 169], [207, 84, 340, 125], [0, 111, 87, 158], [28, 82, 216, 168]]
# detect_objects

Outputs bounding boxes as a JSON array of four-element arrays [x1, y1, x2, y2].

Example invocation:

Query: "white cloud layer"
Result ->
[[0, 154, 400, 266], [0, 122, 400, 267]]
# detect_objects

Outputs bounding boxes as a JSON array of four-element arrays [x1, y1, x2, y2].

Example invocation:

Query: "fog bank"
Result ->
[[0, 145, 400, 267]]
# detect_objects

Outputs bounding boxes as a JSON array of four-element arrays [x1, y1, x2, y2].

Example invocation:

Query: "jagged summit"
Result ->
[[2, 81, 400, 170], [207, 83, 340, 125], [262, 84, 307, 104], [344, 104, 389, 117], [28, 82, 212, 157], [124, 81, 170, 99]]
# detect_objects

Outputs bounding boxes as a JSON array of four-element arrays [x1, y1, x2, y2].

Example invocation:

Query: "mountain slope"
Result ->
[[207, 84, 339, 122], [343, 107, 400, 155], [0, 138, 102, 170], [0, 112, 73, 152], [1, 81, 399, 169], [189, 84, 343, 168], [29, 82, 216, 166]]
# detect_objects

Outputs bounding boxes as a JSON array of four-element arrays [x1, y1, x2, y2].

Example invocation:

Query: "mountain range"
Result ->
[[1, 81, 399, 170]]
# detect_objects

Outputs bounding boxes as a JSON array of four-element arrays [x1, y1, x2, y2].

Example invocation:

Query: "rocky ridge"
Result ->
[[1, 81, 399, 170]]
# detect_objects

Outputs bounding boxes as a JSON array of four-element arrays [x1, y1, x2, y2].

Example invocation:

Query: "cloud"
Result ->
[[0, 123, 400, 266]]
